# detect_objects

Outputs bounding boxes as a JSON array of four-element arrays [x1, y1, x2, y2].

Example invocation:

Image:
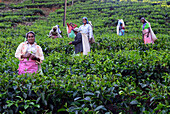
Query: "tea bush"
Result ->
[[0, 0, 169, 113]]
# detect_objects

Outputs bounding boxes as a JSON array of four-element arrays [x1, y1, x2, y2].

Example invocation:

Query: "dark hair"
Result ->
[[26, 31, 35, 38]]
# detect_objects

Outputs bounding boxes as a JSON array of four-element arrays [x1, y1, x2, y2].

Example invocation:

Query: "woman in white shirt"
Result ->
[[78, 17, 93, 55], [79, 17, 93, 43]]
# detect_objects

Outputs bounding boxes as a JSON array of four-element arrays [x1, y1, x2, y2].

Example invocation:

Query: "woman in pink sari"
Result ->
[[15, 31, 44, 75], [141, 17, 154, 44]]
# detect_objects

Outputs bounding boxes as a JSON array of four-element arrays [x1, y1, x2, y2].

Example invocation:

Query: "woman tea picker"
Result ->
[[79, 17, 93, 55], [117, 19, 125, 36], [49, 25, 62, 39], [67, 22, 78, 38], [15, 31, 44, 75], [141, 17, 157, 44]]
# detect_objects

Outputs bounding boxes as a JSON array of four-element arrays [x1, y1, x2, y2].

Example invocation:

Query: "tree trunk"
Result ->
[[63, 0, 67, 27], [32, 0, 34, 3], [72, 0, 74, 6]]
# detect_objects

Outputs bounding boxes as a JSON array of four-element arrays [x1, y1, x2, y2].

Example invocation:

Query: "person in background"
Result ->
[[15, 31, 44, 75], [117, 19, 125, 36], [49, 26, 62, 39], [78, 17, 92, 55], [69, 28, 83, 54], [119, 23, 125, 36], [67, 22, 78, 38], [57, 25, 62, 35], [141, 17, 157, 44]]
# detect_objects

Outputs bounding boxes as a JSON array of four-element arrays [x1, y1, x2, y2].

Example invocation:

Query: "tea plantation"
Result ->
[[0, 0, 169, 113]]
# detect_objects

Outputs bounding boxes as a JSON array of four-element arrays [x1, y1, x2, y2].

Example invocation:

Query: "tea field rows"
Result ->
[[0, 0, 169, 113]]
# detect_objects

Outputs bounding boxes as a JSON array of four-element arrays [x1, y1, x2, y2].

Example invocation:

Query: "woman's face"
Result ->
[[141, 19, 145, 23], [83, 19, 87, 24], [53, 28, 57, 31], [27, 33, 35, 44]]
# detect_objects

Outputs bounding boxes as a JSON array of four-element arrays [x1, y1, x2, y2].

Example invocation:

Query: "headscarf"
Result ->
[[82, 17, 89, 24], [89, 21, 92, 26], [140, 17, 147, 23]]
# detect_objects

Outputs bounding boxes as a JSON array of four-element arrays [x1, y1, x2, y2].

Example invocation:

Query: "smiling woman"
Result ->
[[15, 31, 44, 75]]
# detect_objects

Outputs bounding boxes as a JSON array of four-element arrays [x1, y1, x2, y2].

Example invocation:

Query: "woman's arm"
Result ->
[[72, 33, 82, 45], [67, 23, 70, 27], [15, 43, 25, 60], [36, 45, 44, 62], [73, 24, 78, 28]]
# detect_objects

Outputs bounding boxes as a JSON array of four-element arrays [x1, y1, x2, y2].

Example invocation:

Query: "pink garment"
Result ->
[[52, 35, 58, 39], [143, 29, 154, 44], [18, 58, 38, 75]]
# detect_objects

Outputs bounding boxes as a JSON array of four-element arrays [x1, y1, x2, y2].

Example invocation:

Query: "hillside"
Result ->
[[0, 0, 169, 113]]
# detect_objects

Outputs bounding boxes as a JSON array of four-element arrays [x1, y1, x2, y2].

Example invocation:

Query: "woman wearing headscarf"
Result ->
[[67, 22, 77, 38], [15, 31, 44, 75], [141, 17, 157, 44], [117, 19, 125, 36], [79, 17, 93, 55], [49, 26, 62, 39]]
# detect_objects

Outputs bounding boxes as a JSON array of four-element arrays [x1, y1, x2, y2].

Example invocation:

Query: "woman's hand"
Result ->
[[30, 54, 37, 60], [147, 34, 149, 37], [69, 42, 72, 45], [21, 53, 31, 58], [89, 38, 92, 43]]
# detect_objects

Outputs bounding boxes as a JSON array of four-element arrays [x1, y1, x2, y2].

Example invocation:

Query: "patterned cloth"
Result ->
[[15, 41, 44, 61], [18, 58, 39, 75], [142, 29, 154, 44], [15, 41, 44, 75]]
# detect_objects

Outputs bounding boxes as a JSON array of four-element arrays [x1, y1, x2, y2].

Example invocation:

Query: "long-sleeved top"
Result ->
[[67, 23, 77, 33], [79, 24, 93, 39], [72, 32, 83, 54], [15, 41, 44, 61]]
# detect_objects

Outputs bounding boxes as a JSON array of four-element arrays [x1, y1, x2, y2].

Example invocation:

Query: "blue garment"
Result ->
[[57, 25, 61, 34], [119, 29, 125, 36]]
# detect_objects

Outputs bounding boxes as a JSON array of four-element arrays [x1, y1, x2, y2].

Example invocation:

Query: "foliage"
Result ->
[[0, 0, 169, 113]]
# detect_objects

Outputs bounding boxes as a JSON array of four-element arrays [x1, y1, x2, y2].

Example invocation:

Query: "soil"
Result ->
[[0, 0, 63, 28]]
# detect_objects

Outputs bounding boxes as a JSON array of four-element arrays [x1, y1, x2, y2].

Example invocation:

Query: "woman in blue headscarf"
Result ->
[[79, 17, 93, 42], [78, 17, 93, 55]]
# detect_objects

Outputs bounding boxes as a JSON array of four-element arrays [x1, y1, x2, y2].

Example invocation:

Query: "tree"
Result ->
[[63, 0, 67, 26], [72, 0, 74, 6], [32, 0, 34, 3]]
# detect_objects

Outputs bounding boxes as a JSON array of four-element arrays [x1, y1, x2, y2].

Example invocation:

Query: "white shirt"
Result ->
[[79, 24, 93, 39], [26, 43, 37, 55]]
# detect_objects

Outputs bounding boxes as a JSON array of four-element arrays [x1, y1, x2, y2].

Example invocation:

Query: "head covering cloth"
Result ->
[[82, 17, 89, 24]]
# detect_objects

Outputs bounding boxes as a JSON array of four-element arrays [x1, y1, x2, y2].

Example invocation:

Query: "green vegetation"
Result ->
[[0, 0, 169, 113]]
